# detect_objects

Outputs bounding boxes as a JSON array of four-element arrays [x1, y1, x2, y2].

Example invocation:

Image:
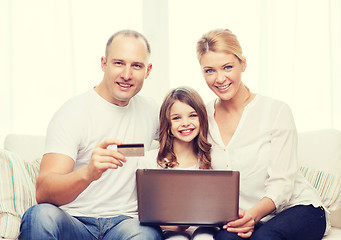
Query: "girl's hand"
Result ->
[[223, 209, 256, 238], [161, 226, 189, 231]]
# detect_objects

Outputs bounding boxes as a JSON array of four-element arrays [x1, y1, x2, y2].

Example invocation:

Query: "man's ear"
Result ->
[[145, 63, 152, 79], [101, 56, 106, 71]]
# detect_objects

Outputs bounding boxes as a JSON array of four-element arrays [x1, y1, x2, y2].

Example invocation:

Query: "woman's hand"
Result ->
[[222, 197, 276, 238], [223, 209, 256, 238]]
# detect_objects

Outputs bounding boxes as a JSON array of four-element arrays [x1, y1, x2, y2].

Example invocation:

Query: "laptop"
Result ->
[[136, 169, 239, 226]]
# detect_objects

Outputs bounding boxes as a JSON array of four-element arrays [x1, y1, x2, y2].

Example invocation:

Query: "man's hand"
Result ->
[[86, 139, 127, 181], [36, 139, 128, 206]]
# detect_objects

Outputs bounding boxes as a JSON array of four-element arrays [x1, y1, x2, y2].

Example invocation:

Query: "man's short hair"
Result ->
[[105, 30, 151, 58]]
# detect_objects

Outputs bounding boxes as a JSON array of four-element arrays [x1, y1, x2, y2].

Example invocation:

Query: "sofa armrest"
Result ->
[[331, 208, 341, 228], [4, 134, 45, 163], [298, 129, 341, 229]]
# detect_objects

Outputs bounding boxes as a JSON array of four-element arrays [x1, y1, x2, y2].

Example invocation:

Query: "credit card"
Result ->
[[117, 143, 144, 157]]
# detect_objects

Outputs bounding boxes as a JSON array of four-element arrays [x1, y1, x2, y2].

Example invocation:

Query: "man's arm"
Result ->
[[36, 139, 126, 206]]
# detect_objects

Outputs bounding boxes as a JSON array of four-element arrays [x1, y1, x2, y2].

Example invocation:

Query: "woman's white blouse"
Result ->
[[207, 94, 324, 221]]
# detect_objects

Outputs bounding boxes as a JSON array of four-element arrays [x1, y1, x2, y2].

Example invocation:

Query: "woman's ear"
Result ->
[[241, 58, 247, 72]]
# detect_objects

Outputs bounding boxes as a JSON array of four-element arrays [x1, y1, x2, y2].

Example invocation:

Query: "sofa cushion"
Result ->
[[0, 149, 40, 239], [300, 166, 341, 211]]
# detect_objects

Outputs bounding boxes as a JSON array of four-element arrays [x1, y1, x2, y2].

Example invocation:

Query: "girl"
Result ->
[[196, 28, 328, 240], [139, 86, 216, 240]]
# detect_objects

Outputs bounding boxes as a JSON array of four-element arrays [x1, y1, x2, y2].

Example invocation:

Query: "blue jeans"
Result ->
[[19, 203, 162, 240], [215, 205, 326, 240]]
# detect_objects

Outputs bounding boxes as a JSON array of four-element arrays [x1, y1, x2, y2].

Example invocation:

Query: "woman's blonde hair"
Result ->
[[157, 86, 212, 169], [196, 29, 245, 63]]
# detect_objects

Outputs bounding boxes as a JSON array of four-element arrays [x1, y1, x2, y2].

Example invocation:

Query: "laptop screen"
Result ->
[[136, 169, 240, 226]]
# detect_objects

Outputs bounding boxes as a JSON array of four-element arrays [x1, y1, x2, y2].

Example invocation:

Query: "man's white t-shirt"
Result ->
[[44, 88, 159, 218]]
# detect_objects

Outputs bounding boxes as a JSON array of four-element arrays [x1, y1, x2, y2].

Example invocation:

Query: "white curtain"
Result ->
[[0, 0, 144, 144], [168, 0, 341, 132], [1, 0, 340, 146]]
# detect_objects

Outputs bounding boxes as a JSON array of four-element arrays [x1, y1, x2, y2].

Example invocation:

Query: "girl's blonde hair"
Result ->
[[196, 29, 245, 63]]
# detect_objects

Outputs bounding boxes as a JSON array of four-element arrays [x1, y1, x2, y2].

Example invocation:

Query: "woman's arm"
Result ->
[[223, 197, 275, 238], [248, 197, 276, 223], [265, 103, 298, 209]]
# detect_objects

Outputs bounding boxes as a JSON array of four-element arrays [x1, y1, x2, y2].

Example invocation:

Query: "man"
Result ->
[[19, 30, 162, 240]]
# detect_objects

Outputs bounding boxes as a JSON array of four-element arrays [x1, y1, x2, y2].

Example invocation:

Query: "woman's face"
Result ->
[[200, 51, 246, 101]]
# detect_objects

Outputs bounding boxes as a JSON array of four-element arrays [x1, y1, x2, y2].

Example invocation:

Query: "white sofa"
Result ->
[[1, 129, 341, 239]]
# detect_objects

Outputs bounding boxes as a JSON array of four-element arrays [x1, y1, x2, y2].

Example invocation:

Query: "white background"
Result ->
[[1, 0, 340, 146]]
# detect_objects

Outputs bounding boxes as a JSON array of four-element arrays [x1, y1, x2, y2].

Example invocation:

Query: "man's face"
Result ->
[[98, 36, 151, 106]]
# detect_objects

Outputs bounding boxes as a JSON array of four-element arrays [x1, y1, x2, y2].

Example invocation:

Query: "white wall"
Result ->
[[167, 0, 341, 132], [1, 0, 341, 147]]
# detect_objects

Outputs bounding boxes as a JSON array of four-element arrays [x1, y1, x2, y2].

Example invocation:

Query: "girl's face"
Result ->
[[169, 100, 200, 144], [200, 51, 246, 101]]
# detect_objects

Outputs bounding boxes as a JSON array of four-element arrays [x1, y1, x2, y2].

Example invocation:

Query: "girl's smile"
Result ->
[[170, 100, 200, 143]]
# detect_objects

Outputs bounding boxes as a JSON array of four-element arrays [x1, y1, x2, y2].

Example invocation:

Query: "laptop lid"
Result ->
[[136, 169, 239, 226]]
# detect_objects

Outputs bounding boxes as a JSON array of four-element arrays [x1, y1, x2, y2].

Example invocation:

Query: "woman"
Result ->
[[196, 29, 328, 240]]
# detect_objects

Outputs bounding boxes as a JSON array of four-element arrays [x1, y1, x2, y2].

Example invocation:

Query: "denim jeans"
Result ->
[[19, 203, 162, 240], [215, 205, 326, 240]]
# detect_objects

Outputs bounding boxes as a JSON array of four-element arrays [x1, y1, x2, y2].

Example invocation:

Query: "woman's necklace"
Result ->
[[243, 85, 252, 107]]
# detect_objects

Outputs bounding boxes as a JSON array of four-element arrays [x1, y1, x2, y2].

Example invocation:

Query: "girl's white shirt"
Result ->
[[138, 148, 200, 170]]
